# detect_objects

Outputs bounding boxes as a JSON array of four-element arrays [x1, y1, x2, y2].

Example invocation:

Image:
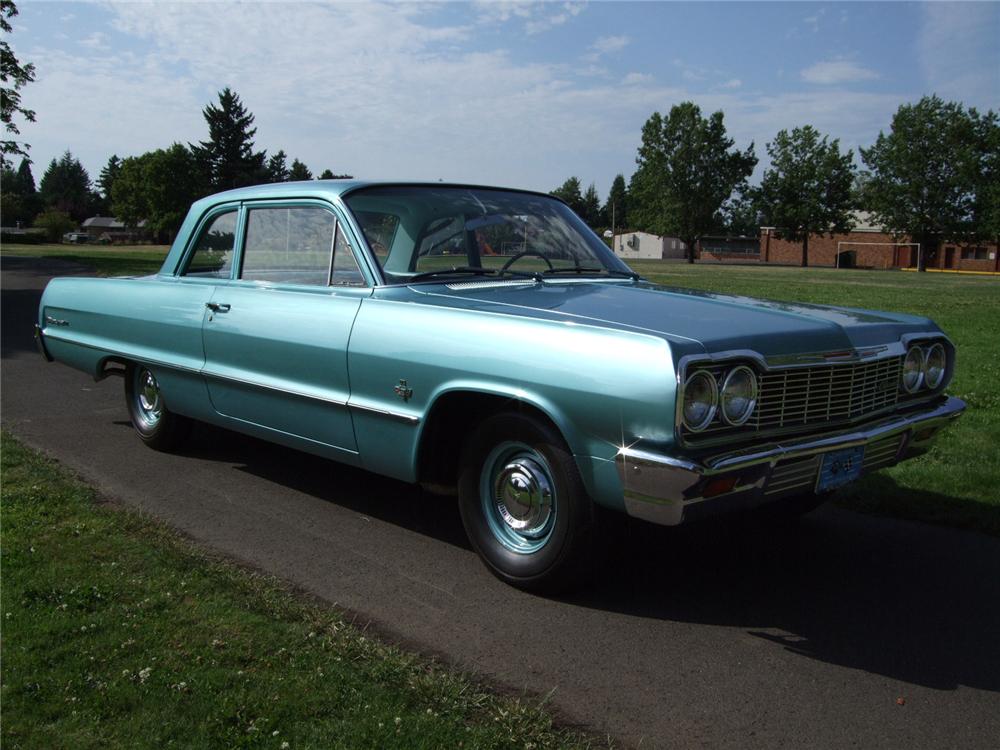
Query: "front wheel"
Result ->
[[458, 412, 596, 593], [124, 364, 191, 451]]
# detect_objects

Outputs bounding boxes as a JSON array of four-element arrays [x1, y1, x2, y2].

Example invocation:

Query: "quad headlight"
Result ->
[[682, 370, 718, 432], [923, 342, 946, 389], [720, 366, 758, 426], [902, 346, 925, 393]]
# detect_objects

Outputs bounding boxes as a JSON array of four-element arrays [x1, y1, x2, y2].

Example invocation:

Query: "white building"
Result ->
[[611, 232, 687, 260]]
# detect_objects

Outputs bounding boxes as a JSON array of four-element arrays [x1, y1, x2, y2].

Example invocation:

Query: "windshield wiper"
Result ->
[[544, 266, 605, 275], [407, 266, 497, 282], [543, 266, 642, 280]]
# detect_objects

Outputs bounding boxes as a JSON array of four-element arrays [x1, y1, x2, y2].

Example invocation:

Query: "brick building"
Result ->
[[758, 212, 999, 272]]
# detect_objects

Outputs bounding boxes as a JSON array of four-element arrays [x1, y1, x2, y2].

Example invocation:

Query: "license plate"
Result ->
[[817, 447, 864, 492]]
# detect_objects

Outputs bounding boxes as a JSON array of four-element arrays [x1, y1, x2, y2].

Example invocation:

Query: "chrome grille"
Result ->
[[756, 357, 903, 430]]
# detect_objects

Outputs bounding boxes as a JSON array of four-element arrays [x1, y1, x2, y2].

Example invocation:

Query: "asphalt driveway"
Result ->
[[4, 255, 999, 748]]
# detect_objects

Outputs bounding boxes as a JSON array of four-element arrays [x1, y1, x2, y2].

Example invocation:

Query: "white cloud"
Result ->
[[591, 34, 629, 56], [801, 60, 879, 85], [79, 32, 109, 50], [18, 2, 911, 196], [622, 72, 652, 86], [803, 8, 825, 33], [475, 1, 585, 36], [719, 78, 742, 90]]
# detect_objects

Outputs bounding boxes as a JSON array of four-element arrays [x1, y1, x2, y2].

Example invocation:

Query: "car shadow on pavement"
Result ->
[[177, 421, 472, 550], [172, 420, 1000, 695], [573, 497, 1000, 694]]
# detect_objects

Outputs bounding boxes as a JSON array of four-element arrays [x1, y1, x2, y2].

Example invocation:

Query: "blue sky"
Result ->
[[9, 1, 999, 198]]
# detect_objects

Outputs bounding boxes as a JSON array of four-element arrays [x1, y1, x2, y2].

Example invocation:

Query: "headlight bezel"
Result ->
[[720, 365, 759, 426], [681, 369, 719, 432], [923, 342, 947, 390], [901, 345, 926, 394]]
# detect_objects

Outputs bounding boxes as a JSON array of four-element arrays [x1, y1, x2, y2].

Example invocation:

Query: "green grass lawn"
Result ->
[[627, 261, 1000, 535], [0, 433, 595, 749], [1, 242, 170, 276]]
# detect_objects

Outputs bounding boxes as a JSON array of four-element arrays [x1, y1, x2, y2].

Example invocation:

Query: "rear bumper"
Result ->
[[34, 324, 54, 362], [615, 396, 966, 526]]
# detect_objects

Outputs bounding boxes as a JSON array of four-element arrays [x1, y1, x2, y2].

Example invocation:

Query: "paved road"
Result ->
[[4, 256, 999, 748]]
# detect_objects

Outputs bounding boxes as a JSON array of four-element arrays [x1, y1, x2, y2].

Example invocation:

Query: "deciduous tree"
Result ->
[[112, 144, 207, 241], [629, 103, 757, 262], [972, 108, 1000, 247], [718, 189, 761, 237], [1, 0, 35, 159], [860, 96, 980, 271], [33, 208, 73, 241], [757, 125, 856, 266]]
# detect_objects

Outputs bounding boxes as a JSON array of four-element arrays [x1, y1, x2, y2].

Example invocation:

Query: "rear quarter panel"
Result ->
[[38, 276, 216, 419]]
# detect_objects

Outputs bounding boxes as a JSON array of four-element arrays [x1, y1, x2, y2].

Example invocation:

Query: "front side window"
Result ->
[[184, 210, 237, 278], [344, 186, 633, 283], [241, 207, 335, 285], [331, 226, 364, 286]]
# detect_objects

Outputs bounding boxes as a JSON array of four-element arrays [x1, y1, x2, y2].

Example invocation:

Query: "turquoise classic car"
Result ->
[[35, 181, 966, 591]]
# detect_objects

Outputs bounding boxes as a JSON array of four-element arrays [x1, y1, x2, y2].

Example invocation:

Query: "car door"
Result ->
[[200, 200, 372, 460]]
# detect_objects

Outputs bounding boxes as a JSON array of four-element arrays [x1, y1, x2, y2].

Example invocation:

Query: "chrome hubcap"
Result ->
[[481, 442, 557, 554], [495, 458, 553, 535], [134, 368, 163, 429]]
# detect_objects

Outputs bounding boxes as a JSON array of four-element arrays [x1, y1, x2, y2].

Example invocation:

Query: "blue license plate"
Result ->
[[817, 447, 864, 492]]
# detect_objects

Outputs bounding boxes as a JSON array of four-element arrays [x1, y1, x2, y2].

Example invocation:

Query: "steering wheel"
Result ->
[[499, 250, 554, 273]]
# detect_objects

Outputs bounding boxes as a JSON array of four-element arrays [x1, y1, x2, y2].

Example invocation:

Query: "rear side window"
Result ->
[[184, 211, 238, 278]]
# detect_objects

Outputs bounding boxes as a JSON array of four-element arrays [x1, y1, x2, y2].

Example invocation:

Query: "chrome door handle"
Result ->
[[206, 302, 231, 313]]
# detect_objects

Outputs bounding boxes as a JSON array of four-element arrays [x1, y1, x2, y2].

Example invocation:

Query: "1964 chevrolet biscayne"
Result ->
[[35, 181, 966, 590]]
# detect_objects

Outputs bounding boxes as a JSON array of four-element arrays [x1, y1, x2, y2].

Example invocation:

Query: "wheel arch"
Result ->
[[415, 384, 577, 493]]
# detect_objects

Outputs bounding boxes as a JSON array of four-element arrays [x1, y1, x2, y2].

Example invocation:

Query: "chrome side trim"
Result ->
[[41, 331, 203, 375], [619, 395, 965, 526], [200, 368, 349, 407], [41, 331, 420, 425], [348, 401, 421, 425]]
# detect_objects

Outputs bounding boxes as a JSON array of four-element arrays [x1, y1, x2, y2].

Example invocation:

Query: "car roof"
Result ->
[[194, 180, 558, 208]]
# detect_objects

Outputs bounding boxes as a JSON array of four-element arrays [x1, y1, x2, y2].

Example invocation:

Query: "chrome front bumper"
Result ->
[[615, 396, 966, 526]]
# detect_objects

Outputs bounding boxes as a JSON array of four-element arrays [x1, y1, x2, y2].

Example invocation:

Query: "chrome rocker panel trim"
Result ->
[[616, 395, 966, 526]]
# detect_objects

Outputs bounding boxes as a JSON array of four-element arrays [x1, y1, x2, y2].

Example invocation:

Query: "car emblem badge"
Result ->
[[393, 379, 413, 402]]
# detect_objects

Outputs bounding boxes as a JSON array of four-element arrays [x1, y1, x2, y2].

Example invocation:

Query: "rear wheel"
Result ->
[[458, 412, 596, 593], [125, 364, 191, 451]]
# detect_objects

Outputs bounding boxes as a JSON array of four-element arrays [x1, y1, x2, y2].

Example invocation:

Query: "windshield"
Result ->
[[343, 185, 634, 283]]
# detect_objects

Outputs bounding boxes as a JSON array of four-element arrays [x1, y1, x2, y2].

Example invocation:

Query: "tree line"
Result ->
[[1, 87, 352, 242], [3, 0, 996, 263], [554, 96, 998, 268]]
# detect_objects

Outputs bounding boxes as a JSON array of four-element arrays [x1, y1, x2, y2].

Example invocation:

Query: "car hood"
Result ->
[[412, 280, 937, 357]]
